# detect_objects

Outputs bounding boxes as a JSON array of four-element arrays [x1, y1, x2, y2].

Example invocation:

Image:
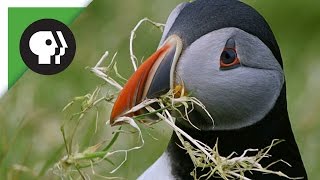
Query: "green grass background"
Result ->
[[1, 0, 320, 179]]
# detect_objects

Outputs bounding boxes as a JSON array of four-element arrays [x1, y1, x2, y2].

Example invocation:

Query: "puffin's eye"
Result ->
[[220, 38, 240, 70]]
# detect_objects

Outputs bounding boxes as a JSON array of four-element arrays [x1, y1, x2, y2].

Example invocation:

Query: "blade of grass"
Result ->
[[102, 126, 122, 152]]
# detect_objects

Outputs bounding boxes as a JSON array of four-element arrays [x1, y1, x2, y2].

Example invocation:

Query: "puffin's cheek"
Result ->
[[207, 69, 283, 130]]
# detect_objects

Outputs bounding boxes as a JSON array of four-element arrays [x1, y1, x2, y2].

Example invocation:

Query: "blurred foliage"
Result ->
[[1, 0, 320, 179]]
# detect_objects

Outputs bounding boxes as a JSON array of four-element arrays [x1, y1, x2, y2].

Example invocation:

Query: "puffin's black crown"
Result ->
[[166, 0, 283, 67]]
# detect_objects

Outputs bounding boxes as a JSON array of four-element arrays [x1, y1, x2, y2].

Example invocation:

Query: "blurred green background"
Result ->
[[1, 0, 320, 179]]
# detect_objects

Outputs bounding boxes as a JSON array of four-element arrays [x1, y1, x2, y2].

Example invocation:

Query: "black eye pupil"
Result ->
[[224, 52, 231, 59], [221, 49, 236, 64]]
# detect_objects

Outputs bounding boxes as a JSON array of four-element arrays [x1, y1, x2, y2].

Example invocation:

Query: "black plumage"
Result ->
[[168, 87, 307, 179], [163, 0, 308, 179], [166, 0, 282, 67]]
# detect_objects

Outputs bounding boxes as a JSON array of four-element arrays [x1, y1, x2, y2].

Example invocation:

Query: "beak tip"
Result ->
[[109, 116, 122, 126], [109, 115, 131, 126], [109, 35, 183, 127], [109, 111, 120, 126], [109, 112, 122, 126], [110, 121, 121, 126]]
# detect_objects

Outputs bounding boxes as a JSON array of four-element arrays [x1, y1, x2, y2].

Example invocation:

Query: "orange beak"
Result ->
[[110, 35, 182, 125]]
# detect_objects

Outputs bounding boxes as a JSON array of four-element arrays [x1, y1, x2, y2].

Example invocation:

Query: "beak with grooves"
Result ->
[[110, 35, 183, 125]]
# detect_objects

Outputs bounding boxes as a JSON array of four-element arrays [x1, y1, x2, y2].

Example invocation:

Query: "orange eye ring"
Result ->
[[220, 48, 240, 69]]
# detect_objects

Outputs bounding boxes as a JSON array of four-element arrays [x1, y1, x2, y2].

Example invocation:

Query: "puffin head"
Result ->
[[110, 0, 285, 131]]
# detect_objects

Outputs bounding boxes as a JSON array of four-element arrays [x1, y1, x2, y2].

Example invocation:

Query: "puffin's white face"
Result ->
[[110, 2, 284, 131], [172, 28, 284, 130]]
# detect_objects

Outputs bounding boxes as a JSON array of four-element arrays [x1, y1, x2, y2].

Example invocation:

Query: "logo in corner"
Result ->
[[20, 19, 76, 75]]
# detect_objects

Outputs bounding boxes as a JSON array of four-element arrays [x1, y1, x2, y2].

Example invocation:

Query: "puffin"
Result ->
[[110, 0, 308, 179]]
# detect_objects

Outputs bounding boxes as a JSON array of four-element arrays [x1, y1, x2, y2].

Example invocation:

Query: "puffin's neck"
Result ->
[[166, 87, 308, 179]]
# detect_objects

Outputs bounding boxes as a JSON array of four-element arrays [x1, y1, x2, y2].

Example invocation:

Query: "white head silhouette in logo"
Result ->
[[29, 31, 68, 65]]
